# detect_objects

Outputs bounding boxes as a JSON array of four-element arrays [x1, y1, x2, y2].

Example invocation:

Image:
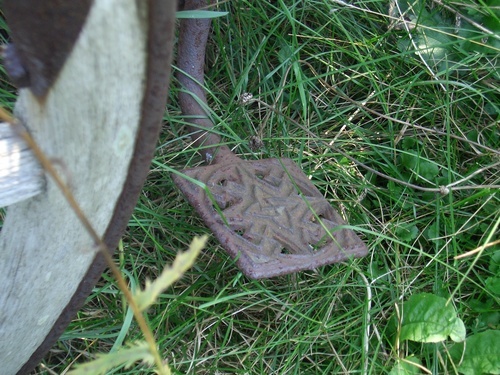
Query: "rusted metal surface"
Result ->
[[173, 158, 368, 279], [3, 0, 92, 97], [174, 0, 368, 279]]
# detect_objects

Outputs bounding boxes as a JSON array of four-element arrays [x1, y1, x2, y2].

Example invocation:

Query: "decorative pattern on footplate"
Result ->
[[172, 157, 368, 279]]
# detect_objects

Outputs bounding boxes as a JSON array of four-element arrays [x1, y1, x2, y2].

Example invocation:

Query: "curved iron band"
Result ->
[[9, 2, 177, 373], [177, 0, 235, 164]]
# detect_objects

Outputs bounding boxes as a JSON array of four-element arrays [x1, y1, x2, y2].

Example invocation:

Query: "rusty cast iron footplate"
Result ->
[[172, 157, 368, 279]]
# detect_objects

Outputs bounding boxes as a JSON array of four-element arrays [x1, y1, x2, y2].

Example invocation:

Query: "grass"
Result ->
[[1, 0, 499, 374]]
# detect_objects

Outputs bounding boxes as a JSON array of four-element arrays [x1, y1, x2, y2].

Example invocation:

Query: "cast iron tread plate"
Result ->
[[173, 157, 368, 279]]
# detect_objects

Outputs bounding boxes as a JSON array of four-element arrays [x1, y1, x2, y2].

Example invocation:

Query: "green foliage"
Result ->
[[396, 224, 419, 242], [134, 235, 207, 312], [393, 0, 500, 72], [2, 0, 498, 373], [392, 293, 500, 374], [450, 330, 500, 375], [460, 0, 500, 54], [67, 341, 154, 375], [486, 277, 500, 296], [68, 236, 205, 374], [491, 251, 500, 273], [389, 356, 423, 375], [397, 293, 466, 343], [176, 10, 229, 19]]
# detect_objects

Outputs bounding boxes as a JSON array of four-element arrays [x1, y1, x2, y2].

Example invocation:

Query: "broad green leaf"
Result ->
[[489, 250, 500, 273], [469, 298, 495, 313], [414, 34, 448, 66], [134, 235, 207, 312], [424, 222, 440, 241], [396, 225, 419, 242], [449, 315, 467, 343], [400, 293, 465, 343], [477, 311, 500, 330], [485, 277, 500, 295], [401, 138, 417, 149], [389, 356, 423, 375], [419, 161, 439, 181], [400, 150, 419, 170], [176, 10, 228, 19], [68, 341, 154, 375], [450, 330, 500, 375]]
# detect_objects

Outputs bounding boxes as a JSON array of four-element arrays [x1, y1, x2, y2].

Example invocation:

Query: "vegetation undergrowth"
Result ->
[[1, 0, 499, 373]]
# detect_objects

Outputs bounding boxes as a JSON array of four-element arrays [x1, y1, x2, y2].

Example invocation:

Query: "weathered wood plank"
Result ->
[[0, 1, 176, 373], [0, 122, 45, 207]]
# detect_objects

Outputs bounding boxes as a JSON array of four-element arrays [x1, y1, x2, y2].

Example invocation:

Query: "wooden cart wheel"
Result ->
[[0, 1, 176, 373]]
